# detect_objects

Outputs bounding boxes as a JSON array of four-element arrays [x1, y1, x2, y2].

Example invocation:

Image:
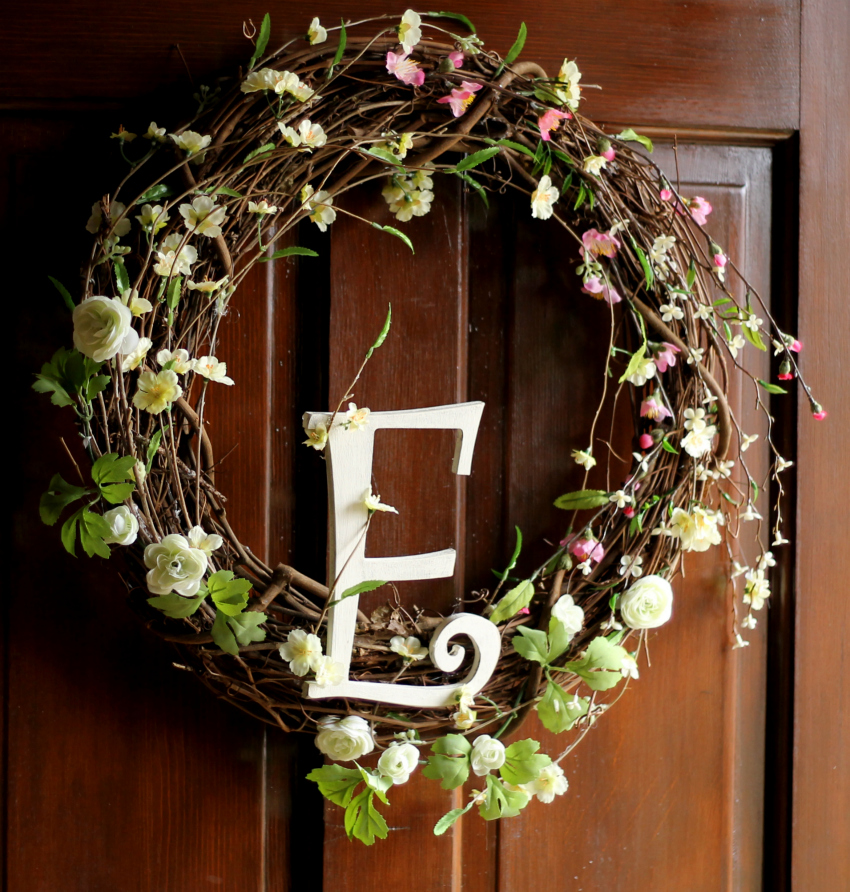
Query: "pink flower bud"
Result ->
[[713, 253, 727, 268], [660, 188, 673, 202], [813, 410, 828, 421], [448, 51, 464, 69], [601, 147, 616, 162], [623, 506, 636, 518], [639, 433, 654, 449], [790, 339, 802, 352]]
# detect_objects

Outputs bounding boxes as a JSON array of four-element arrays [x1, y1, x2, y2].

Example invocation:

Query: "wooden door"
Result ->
[[4, 2, 848, 891]]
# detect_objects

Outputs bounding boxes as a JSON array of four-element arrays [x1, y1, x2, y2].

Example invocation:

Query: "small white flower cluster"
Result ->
[[649, 234, 677, 280], [300, 183, 336, 231], [240, 67, 317, 103], [278, 119, 327, 152], [382, 163, 435, 223], [279, 629, 345, 688], [681, 407, 717, 458]]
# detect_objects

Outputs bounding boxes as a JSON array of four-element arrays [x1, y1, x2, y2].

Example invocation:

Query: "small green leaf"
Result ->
[[243, 142, 275, 164], [138, 183, 175, 203], [335, 580, 388, 604], [207, 569, 253, 616], [32, 348, 105, 408], [146, 430, 163, 474], [630, 239, 654, 289], [497, 21, 527, 75], [92, 453, 137, 487], [425, 11, 477, 33], [78, 509, 112, 558], [498, 526, 523, 582], [249, 12, 271, 69], [483, 137, 535, 159], [563, 636, 627, 691], [86, 374, 110, 402], [455, 171, 489, 208], [260, 246, 320, 262], [422, 734, 471, 790], [60, 508, 82, 556], [40, 473, 90, 525], [327, 19, 347, 79], [573, 181, 586, 210], [452, 146, 500, 172], [618, 344, 648, 385], [307, 764, 363, 807], [365, 304, 392, 359], [147, 592, 206, 618], [743, 324, 768, 352], [344, 789, 388, 846], [364, 146, 403, 166], [547, 615, 574, 662], [434, 799, 476, 836], [211, 611, 238, 655], [490, 579, 535, 625], [536, 682, 588, 734], [500, 738, 551, 785], [227, 611, 267, 646], [113, 260, 130, 294], [758, 379, 788, 395], [512, 626, 550, 665], [614, 128, 654, 153], [751, 480, 760, 502], [553, 489, 609, 511], [48, 275, 76, 312], [478, 774, 530, 821], [661, 437, 679, 454], [686, 259, 697, 290], [373, 223, 415, 254], [211, 186, 243, 198]]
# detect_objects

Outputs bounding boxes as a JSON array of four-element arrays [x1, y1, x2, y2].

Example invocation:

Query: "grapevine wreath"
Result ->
[[35, 10, 821, 843]]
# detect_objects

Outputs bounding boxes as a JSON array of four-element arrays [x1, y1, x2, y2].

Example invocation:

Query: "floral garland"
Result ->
[[33, 9, 822, 845]]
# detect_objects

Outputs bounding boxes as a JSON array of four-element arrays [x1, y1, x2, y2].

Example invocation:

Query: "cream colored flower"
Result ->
[[669, 506, 722, 552], [378, 742, 419, 785], [307, 16, 327, 44], [682, 424, 717, 458], [297, 119, 327, 151], [387, 188, 434, 222], [398, 9, 422, 53], [121, 288, 153, 317], [300, 184, 337, 231], [626, 357, 657, 387], [187, 277, 228, 293], [135, 203, 170, 234], [143, 121, 167, 142], [410, 162, 435, 190], [312, 655, 346, 687], [278, 123, 302, 148], [389, 635, 429, 661], [248, 199, 278, 215], [531, 175, 559, 220], [582, 155, 607, 177], [620, 653, 640, 679], [452, 708, 477, 730], [743, 568, 771, 610], [303, 422, 328, 451], [72, 296, 137, 362], [345, 402, 370, 430], [551, 594, 584, 640], [86, 200, 131, 237], [363, 489, 398, 514], [523, 763, 569, 804], [156, 348, 193, 374], [187, 525, 224, 555], [241, 68, 279, 93], [571, 448, 596, 470], [619, 574, 673, 629], [122, 336, 152, 371], [102, 506, 139, 546], [279, 629, 323, 676], [315, 716, 375, 761], [470, 735, 506, 777], [555, 59, 582, 110], [727, 334, 746, 359], [609, 490, 632, 509], [153, 233, 197, 277], [144, 533, 208, 596], [451, 684, 475, 712], [179, 196, 227, 238], [272, 70, 316, 102], [170, 130, 212, 162], [741, 433, 759, 452], [132, 369, 183, 414], [193, 355, 235, 385]]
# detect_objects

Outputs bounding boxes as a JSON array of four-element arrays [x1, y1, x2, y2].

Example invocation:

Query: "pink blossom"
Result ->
[[567, 537, 605, 563], [713, 253, 727, 268], [813, 410, 827, 420], [582, 276, 622, 305], [436, 80, 482, 117], [638, 433, 654, 449], [448, 51, 464, 69], [778, 372, 794, 381], [518, 606, 531, 615], [790, 339, 802, 352], [687, 195, 713, 226], [640, 398, 672, 422], [601, 147, 616, 162], [580, 228, 620, 259], [654, 342, 681, 373], [660, 188, 673, 202], [623, 506, 636, 519], [538, 108, 571, 141], [386, 51, 425, 87]]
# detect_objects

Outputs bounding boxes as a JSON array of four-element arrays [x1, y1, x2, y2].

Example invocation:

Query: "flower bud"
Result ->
[[777, 359, 793, 381], [639, 433, 654, 449]]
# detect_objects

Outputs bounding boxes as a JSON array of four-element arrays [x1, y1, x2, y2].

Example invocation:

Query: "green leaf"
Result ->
[[563, 636, 628, 691], [478, 774, 530, 821], [206, 569, 253, 616], [758, 379, 788, 395], [452, 146, 500, 172], [373, 223, 415, 254], [227, 611, 267, 646], [249, 12, 271, 69], [327, 19, 347, 79], [211, 186, 243, 198], [512, 626, 550, 665], [553, 489, 609, 511], [138, 184, 175, 203], [751, 480, 760, 502], [422, 734, 471, 790], [614, 128, 654, 153], [336, 579, 388, 604], [211, 611, 238, 655], [631, 239, 654, 289], [166, 275, 182, 311], [618, 344, 648, 385], [686, 259, 697, 290], [33, 347, 105, 408], [489, 579, 535, 625], [497, 526, 523, 582], [48, 275, 76, 312], [243, 142, 275, 164], [434, 799, 476, 836], [344, 789, 388, 846], [260, 246, 320, 262], [425, 11, 477, 33], [743, 324, 768, 352], [357, 766, 393, 804], [661, 437, 679, 454], [147, 592, 206, 618], [497, 21, 526, 75], [365, 304, 392, 359], [536, 681, 588, 733], [78, 509, 112, 558], [500, 738, 551, 785], [573, 181, 586, 211], [113, 260, 130, 294], [306, 764, 363, 807], [483, 137, 535, 159], [364, 146, 403, 166], [547, 615, 573, 662], [40, 473, 90, 525], [91, 453, 136, 503], [86, 374, 110, 402], [60, 507, 82, 556], [146, 430, 163, 473]]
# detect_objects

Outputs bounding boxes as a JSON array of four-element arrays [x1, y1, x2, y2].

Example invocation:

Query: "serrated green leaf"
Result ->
[[357, 766, 393, 804], [536, 682, 588, 733], [344, 789, 388, 846], [79, 509, 112, 558], [489, 579, 535, 625], [40, 473, 90, 525], [60, 507, 82, 556], [553, 489, 609, 511], [91, 454, 137, 501], [335, 580, 388, 605], [33, 347, 104, 407], [260, 246, 320, 262], [422, 735, 471, 790], [563, 636, 627, 691], [99, 482, 136, 504], [32, 373, 74, 407], [48, 275, 76, 312], [547, 615, 574, 662], [434, 800, 476, 836], [456, 171, 489, 208], [373, 223, 415, 254], [618, 344, 648, 385], [365, 146, 402, 166], [615, 128, 654, 153], [147, 592, 206, 618], [113, 260, 130, 294], [497, 21, 526, 76], [758, 378, 788, 395], [207, 569, 253, 616], [500, 738, 551, 785], [86, 374, 110, 402], [306, 764, 363, 807], [365, 304, 392, 359], [138, 184, 175, 203], [484, 137, 535, 159], [227, 611, 267, 646], [211, 186, 243, 198], [243, 142, 275, 164], [661, 437, 679, 454], [478, 774, 530, 821], [146, 430, 163, 473], [211, 611, 238, 655], [327, 19, 347, 79], [249, 12, 271, 69], [453, 146, 500, 172], [425, 11, 477, 33], [512, 626, 549, 665]]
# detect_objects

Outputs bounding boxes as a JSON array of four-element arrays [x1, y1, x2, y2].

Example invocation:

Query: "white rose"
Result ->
[[470, 734, 506, 777], [314, 715, 375, 762], [102, 505, 139, 546], [618, 574, 673, 629], [72, 296, 137, 362], [551, 594, 584, 640], [377, 742, 420, 785], [143, 533, 208, 597]]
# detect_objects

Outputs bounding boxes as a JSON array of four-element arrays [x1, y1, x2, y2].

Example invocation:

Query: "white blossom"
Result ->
[[618, 574, 673, 629], [144, 533, 208, 596], [470, 735, 506, 777], [187, 525, 223, 555], [398, 9, 422, 53], [660, 303, 684, 322], [307, 16, 327, 45], [143, 121, 167, 142], [312, 655, 346, 688], [86, 200, 131, 237], [314, 716, 374, 762], [571, 448, 596, 470], [300, 184, 336, 231], [522, 764, 569, 804], [619, 554, 644, 578], [135, 203, 170, 234], [72, 296, 137, 362], [626, 357, 657, 387], [193, 355, 235, 385], [363, 489, 398, 514], [609, 490, 632, 509], [531, 175, 559, 220], [279, 629, 323, 676], [153, 232, 197, 277], [102, 506, 139, 546], [551, 594, 584, 640], [389, 636, 429, 661], [179, 196, 227, 238], [378, 742, 420, 785], [669, 506, 722, 552], [157, 348, 193, 374]]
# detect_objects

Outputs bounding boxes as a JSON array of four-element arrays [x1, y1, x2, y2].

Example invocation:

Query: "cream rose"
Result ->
[[314, 716, 375, 762], [72, 296, 137, 362], [102, 506, 139, 546], [470, 734, 506, 777], [377, 742, 420, 785], [619, 575, 673, 629], [143, 533, 208, 597]]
